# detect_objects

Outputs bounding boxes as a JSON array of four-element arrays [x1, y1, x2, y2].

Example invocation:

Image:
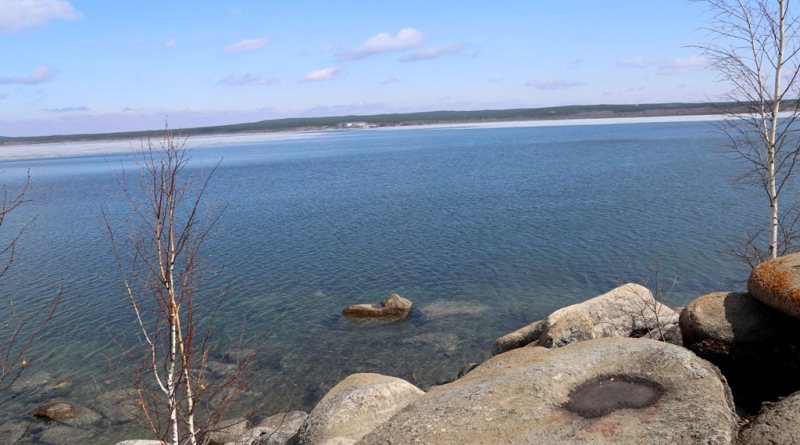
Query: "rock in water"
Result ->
[[28, 401, 101, 427], [342, 294, 412, 320], [493, 283, 681, 355], [740, 390, 800, 444], [224, 411, 308, 445], [206, 417, 249, 445], [749, 252, 800, 318], [295, 373, 423, 445], [360, 337, 737, 445]]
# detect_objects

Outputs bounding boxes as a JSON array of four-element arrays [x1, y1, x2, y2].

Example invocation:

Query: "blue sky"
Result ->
[[0, 1, 722, 136]]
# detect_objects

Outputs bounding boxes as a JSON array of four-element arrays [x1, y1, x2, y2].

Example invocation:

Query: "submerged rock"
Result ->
[[39, 424, 94, 445], [296, 373, 423, 445], [207, 417, 250, 445], [228, 411, 308, 445], [419, 301, 489, 319], [399, 332, 459, 351], [342, 294, 412, 320], [28, 400, 101, 427], [114, 441, 163, 445], [0, 421, 27, 444], [493, 283, 681, 355], [360, 337, 737, 445], [749, 252, 800, 318]]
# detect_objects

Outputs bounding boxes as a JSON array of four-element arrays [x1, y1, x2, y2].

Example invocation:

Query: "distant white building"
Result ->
[[337, 121, 374, 129]]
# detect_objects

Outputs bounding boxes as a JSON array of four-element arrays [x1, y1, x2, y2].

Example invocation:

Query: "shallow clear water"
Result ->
[[0, 121, 768, 442]]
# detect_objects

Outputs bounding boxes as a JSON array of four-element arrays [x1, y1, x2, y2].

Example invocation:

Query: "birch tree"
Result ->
[[699, 0, 800, 264], [104, 125, 244, 445]]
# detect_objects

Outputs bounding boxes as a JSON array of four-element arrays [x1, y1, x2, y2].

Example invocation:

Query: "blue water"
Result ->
[[0, 121, 766, 441]]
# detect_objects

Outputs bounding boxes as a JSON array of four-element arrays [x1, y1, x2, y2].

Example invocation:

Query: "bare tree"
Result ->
[[698, 0, 800, 263], [104, 124, 248, 445]]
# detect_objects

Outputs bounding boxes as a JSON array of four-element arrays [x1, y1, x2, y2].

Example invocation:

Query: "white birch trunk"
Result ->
[[768, 0, 786, 259]]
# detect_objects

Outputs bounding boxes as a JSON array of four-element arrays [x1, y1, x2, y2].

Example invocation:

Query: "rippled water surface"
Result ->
[[0, 121, 766, 442]]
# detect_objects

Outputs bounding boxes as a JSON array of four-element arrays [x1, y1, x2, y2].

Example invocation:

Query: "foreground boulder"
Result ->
[[680, 291, 800, 409], [493, 284, 680, 355], [740, 390, 800, 444], [28, 400, 101, 427], [361, 337, 737, 445], [749, 252, 800, 318], [342, 294, 412, 320], [296, 373, 423, 445]]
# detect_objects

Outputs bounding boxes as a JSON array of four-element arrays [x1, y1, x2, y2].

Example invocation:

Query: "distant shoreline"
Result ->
[[0, 102, 736, 147], [0, 113, 729, 161]]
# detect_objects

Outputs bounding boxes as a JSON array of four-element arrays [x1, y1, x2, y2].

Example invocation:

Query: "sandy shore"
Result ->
[[0, 114, 726, 161]]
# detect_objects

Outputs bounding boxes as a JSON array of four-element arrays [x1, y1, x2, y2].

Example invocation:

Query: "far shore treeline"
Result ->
[[0, 101, 762, 146]]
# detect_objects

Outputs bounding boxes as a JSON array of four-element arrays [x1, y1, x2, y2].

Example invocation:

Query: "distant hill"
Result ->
[[0, 102, 737, 145]]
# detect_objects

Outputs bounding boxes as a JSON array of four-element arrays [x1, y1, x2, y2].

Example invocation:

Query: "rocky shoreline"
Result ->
[[14, 253, 800, 444]]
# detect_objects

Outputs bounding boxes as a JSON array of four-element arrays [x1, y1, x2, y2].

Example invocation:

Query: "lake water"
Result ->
[[0, 120, 766, 442]]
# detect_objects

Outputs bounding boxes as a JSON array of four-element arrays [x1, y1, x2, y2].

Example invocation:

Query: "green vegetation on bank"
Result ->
[[1, 102, 734, 145]]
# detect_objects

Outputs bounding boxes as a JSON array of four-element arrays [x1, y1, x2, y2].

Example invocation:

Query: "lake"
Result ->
[[0, 120, 766, 442]]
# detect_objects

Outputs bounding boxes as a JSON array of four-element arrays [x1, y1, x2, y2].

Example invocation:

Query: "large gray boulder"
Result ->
[[749, 252, 800, 318], [296, 373, 424, 445], [493, 284, 681, 355], [360, 337, 737, 445], [740, 390, 800, 444], [679, 291, 800, 408], [342, 294, 412, 320]]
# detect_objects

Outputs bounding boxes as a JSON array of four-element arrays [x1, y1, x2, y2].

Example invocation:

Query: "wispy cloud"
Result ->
[[219, 73, 279, 86], [381, 77, 400, 85], [0, 66, 56, 85], [301, 67, 340, 82], [400, 43, 462, 62], [0, 0, 82, 33], [340, 28, 424, 60], [164, 38, 177, 48], [658, 55, 706, 75], [223, 37, 269, 54], [527, 79, 584, 90], [617, 57, 654, 68], [45, 106, 88, 113], [300, 101, 385, 117], [0, 93, 7, 100]]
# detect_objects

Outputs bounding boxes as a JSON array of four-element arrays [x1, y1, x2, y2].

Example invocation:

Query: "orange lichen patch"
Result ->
[[587, 418, 619, 438], [545, 411, 566, 425], [750, 254, 800, 317]]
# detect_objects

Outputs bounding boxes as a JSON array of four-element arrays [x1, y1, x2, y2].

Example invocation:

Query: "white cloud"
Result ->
[[301, 67, 340, 82], [219, 73, 279, 86], [400, 44, 462, 62], [527, 79, 584, 90], [617, 57, 655, 68], [658, 55, 706, 75], [45, 106, 88, 113], [341, 28, 424, 60], [164, 38, 177, 48], [223, 37, 269, 54], [0, 66, 56, 84], [0, 0, 82, 33]]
